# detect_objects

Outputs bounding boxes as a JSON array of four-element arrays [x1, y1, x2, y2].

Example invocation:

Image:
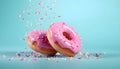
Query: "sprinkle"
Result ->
[[25, 54, 30, 57], [76, 45, 78, 47], [46, 57, 50, 61], [8, 58, 11, 61], [22, 18, 24, 20], [69, 57, 73, 60], [95, 53, 102, 58], [30, 52, 34, 56], [38, 2, 41, 5], [58, 16, 61, 18], [38, 11, 40, 14], [40, 18, 44, 20], [17, 53, 21, 57], [21, 58, 24, 61], [35, 11, 41, 14], [85, 52, 89, 58], [50, 8, 53, 10], [78, 57, 82, 59]]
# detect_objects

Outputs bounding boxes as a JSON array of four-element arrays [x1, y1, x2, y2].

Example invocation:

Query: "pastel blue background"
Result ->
[[0, 0, 120, 69]]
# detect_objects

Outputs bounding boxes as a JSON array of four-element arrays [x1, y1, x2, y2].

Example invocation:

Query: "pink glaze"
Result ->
[[28, 30, 54, 49], [49, 22, 82, 54]]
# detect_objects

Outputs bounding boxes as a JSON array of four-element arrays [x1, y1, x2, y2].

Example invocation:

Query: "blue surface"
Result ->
[[0, 50, 120, 69], [0, 0, 120, 69]]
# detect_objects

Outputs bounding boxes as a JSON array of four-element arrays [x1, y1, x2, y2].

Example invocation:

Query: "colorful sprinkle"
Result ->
[[21, 58, 24, 61], [58, 16, 61, 18], [40, 17, 44, 20], [50, 8, 52, 10], [17, 53, 21, 57], [38, 2, 41, 5]]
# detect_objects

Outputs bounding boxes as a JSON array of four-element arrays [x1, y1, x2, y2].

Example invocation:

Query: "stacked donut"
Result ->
[[27, 22, 82, 57]]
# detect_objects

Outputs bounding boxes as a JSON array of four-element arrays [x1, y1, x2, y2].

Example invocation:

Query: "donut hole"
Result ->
[[33, 41, 38, 46], [63, 32, 72, 40]]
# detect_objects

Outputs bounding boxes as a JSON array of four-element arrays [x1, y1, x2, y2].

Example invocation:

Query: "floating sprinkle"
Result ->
[[8, 58, 11, 61], [35, 11, 41, 15], [38, 1, 41, 5], [17, 53, 21, 57], [50, 8, 53, 10], [40, 18, 44, 20], [58, 16, 61, 18], [25, 54, 30, 57], [38, 11, 40, 14]]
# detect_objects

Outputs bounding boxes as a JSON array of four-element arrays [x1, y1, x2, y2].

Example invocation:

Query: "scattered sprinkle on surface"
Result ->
[[0, 49, 105, 62]]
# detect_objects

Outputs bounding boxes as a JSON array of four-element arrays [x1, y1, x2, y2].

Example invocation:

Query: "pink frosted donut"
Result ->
[[47, 22, 82, 57], [27, 30, 57, 56]]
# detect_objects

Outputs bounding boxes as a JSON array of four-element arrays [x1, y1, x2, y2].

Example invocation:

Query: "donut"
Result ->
[[27, 30, 57, 56], [47, 22, 82, 57]]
